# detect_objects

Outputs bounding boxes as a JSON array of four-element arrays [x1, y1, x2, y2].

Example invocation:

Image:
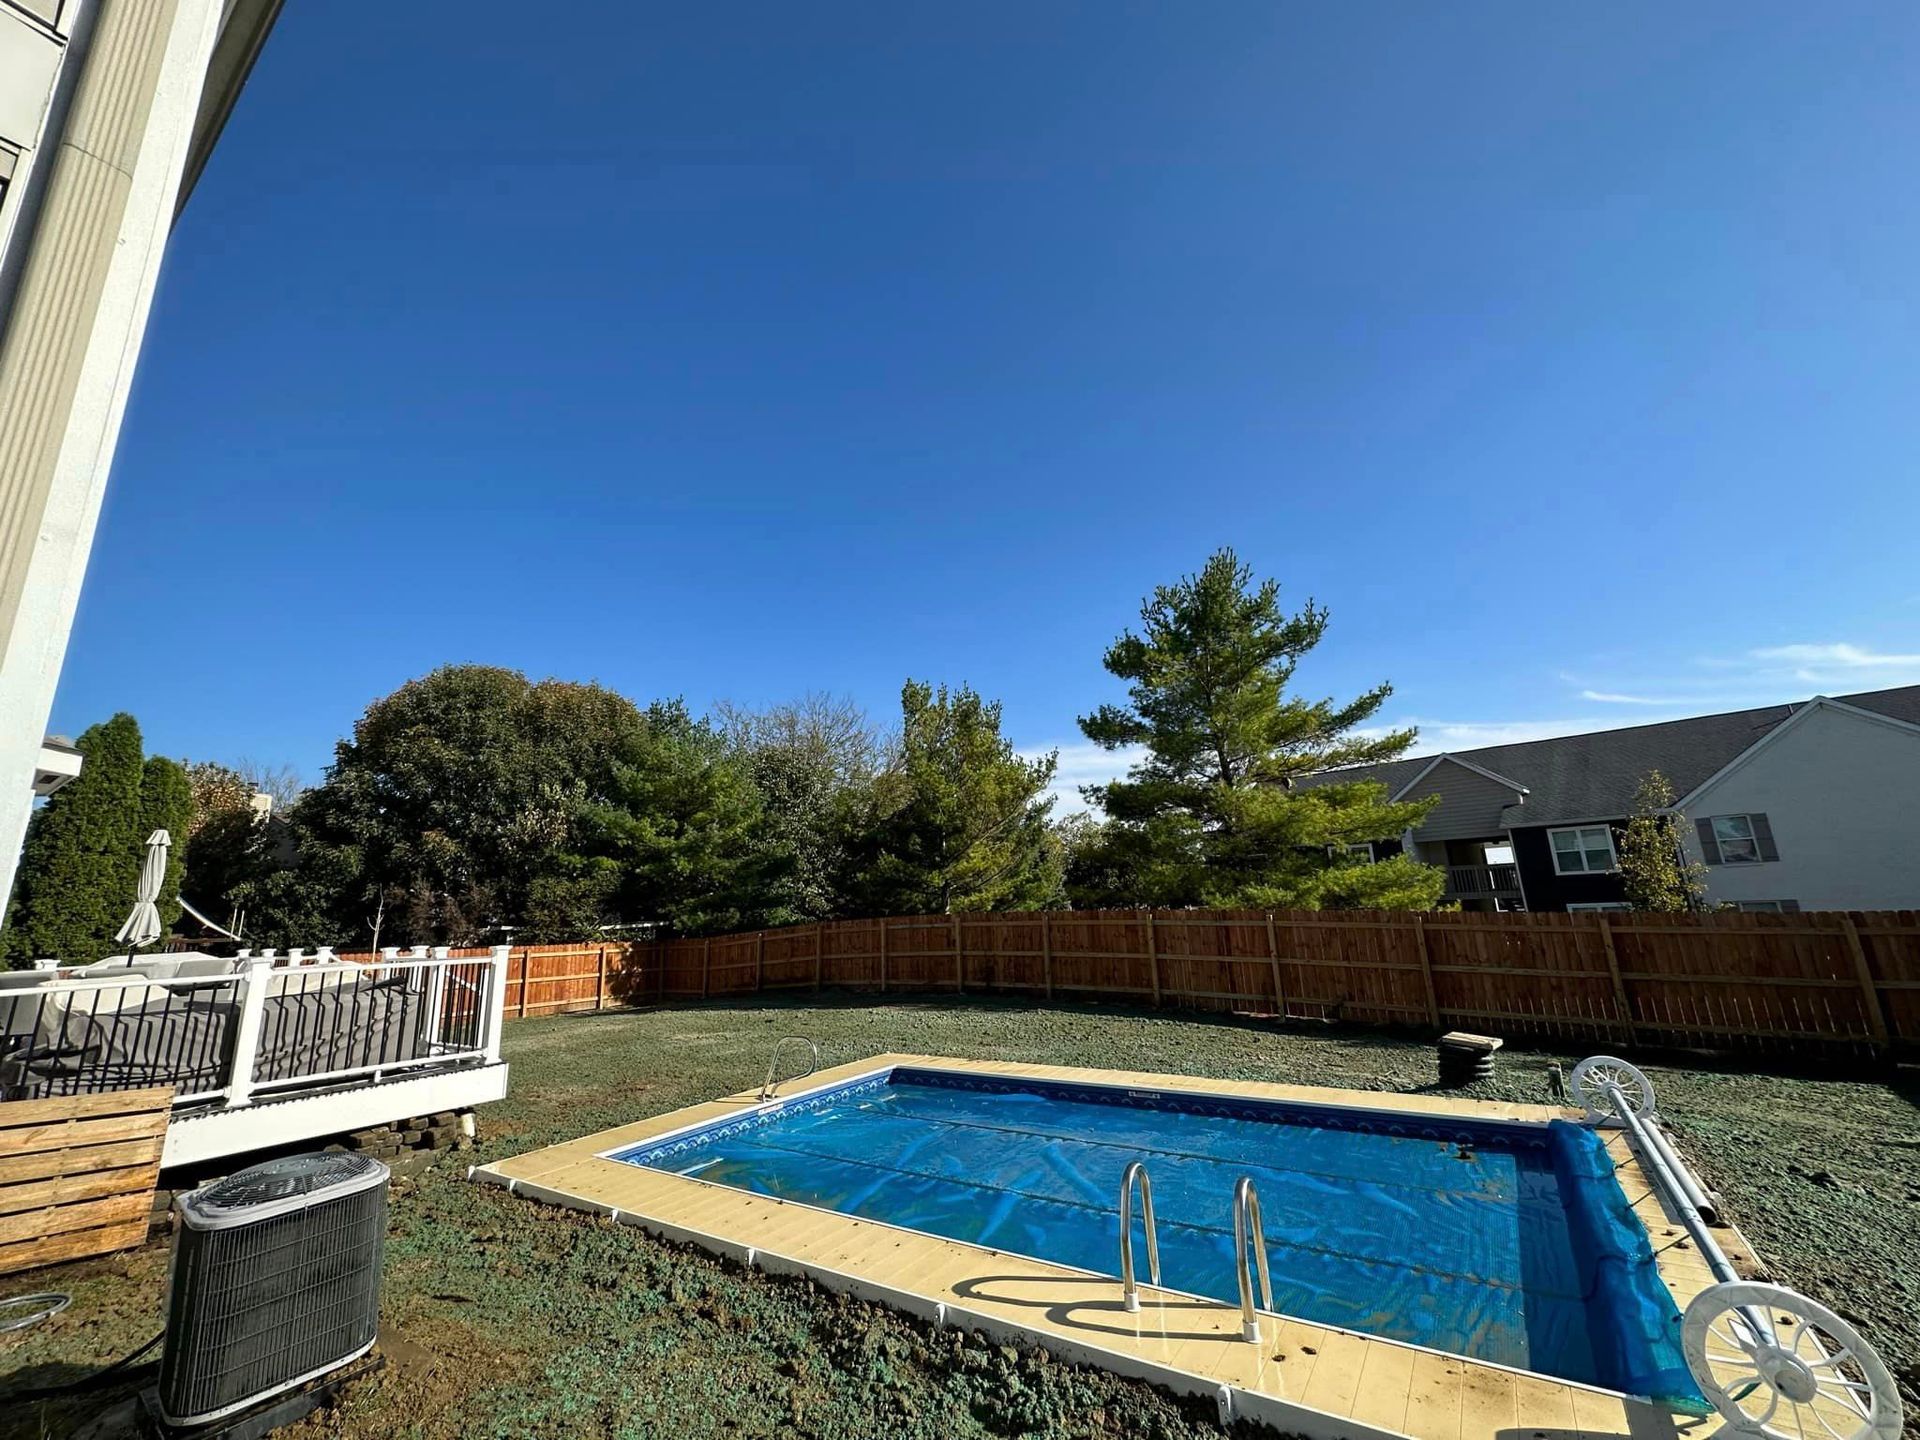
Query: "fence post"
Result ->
[[756, 930, 766, 994], [1041, 910, 1054, 1001], [953, 914, 965, 992], [813, 923, 824, 991], [878, 918, 888, 994], [1265, 912, 1286, 1018], [482, 946, 511, 1061], [1597, 914, 1637, 1047], [1413, 916, 1440, 1029], [516, 946, 530, 1019], [702, 937, 712, 999], [596, 944, 608, 1010], [1839, 914, 1892, 1053], [1145, 910, 1161, 1006], [224, 954, 274, 1107]]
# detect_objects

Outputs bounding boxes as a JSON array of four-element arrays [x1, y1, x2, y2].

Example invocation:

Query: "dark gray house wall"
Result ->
[[1512, 823, 1629, 911]]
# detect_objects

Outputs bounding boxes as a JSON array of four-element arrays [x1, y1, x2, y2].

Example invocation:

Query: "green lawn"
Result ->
[[5, 996, 1917, 1439]]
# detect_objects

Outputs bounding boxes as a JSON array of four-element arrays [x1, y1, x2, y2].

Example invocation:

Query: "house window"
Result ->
[[1549, 825, 1617, 875], [1344, 843, 1374, 864], [1567, 902, 1632, 913], [1710, 815, 1762, 864]]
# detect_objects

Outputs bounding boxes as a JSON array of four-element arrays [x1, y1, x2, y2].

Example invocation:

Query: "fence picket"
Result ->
[[333, 909, 1919, 1056]]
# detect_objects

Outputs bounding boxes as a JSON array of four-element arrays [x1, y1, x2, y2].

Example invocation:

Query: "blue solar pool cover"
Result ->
[[618, 1068, 1700, 1404]]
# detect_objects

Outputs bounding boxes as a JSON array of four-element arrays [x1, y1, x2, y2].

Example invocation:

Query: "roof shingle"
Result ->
[[1298, 686, 1920, 830]]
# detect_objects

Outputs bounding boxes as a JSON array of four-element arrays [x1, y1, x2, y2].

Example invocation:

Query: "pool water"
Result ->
[[616, 1067, 1694, 1400]]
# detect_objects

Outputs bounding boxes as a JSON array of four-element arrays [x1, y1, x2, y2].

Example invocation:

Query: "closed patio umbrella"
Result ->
[[112, 828, 171, 961]]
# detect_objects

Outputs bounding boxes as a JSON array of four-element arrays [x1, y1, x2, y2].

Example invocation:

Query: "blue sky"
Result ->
[[51, 3, 1920, 813]]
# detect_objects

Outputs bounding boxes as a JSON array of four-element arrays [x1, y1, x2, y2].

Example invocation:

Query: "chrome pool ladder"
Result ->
[[1118, 1161, 1160, 1313], [759, 1036, 820, 1101], [1233, 1175, 1273, 1343]]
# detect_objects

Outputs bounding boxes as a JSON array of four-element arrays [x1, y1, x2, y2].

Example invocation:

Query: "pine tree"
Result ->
[[138, 756, 196, 931], [841, 681, 1061, 915], [1617, 770, 1706, 913], [587, 701, 779, 936], [1072, 550, 1444, 910], [2, 713, 147, 966]]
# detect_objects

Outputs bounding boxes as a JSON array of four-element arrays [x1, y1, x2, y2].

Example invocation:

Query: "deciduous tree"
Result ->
[[714, 693, 883, 921], [242, 665, 651, 946], [1618, 770, 1706, 913]]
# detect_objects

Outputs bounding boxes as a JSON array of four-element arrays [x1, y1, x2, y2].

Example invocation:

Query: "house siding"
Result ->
[[1400, 760, 1525, 841], [1682, 703, 1920, 910], [1512, 822, 1628, 911]]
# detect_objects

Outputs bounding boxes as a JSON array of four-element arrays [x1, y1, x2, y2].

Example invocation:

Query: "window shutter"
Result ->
[[1778, 899, 1801, 913], [1751, 813, 1779, 862], [1695, 817, 1722, 864]]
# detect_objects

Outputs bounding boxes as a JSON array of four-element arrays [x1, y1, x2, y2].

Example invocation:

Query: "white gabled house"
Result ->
[[1673, 696, 1920, 913], [1301, 685, 1920, 914]]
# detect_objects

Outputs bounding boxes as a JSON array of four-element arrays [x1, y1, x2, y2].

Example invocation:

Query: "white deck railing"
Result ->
[[0, 946, 509, 1111]]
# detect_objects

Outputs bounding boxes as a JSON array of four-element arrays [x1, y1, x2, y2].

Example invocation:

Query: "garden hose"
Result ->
[[0, 1292, 164, 1402]]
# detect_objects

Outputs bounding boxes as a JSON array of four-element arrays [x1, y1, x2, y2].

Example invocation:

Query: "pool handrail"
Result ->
[[1117, 1160, 1160, 1313], [758, 1036, 820, 1102], [1232, 1175, 1273, 1344]]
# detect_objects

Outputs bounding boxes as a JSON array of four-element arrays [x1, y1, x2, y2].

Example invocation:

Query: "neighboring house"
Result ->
[[1300, 686, 1920, 913]]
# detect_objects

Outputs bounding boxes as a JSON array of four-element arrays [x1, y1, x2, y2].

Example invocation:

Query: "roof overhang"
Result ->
[[1389, 753, 1531, 803], [1672, 695, 1920, 810], [33, 738, 82, 796], [175, 0, 284, 218]]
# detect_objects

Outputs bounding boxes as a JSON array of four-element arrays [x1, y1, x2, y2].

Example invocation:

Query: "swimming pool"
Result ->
[[613, 1064, 1695, 1402]]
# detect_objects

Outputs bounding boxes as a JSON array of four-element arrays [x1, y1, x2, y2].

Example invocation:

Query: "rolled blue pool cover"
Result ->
[[1546, 1120, 1703, 1409]]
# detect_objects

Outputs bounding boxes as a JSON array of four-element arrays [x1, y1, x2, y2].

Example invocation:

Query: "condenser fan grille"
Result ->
[[184, 1153, 385, 1220]]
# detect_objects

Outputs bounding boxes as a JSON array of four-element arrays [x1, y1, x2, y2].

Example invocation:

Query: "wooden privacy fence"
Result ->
[[336, 943, 631, 1020], [349, 909, 1920, 1058]]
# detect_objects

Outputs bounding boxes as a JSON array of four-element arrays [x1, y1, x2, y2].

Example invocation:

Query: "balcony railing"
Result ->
[[0, 947, 508, 1107], [1444, 864, 1521, 898]]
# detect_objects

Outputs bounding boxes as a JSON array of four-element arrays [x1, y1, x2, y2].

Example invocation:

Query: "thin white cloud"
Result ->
[[1019, 740, 1146, 817], [1565, 639, 1920, 710], [1579, 689, 1687, 706], [1749, 643, 1920, 672], [1385, 717, 1653, 754]]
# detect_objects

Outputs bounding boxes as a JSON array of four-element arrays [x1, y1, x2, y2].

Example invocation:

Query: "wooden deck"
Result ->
[[474, 1055, 1736, 1440]]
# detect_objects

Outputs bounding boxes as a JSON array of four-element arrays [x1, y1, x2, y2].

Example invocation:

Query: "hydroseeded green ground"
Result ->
[[5, 996, 1918, 1439]]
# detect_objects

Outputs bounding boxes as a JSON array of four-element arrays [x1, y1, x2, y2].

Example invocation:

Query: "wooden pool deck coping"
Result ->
[[473, 1054, 1741, 1440]]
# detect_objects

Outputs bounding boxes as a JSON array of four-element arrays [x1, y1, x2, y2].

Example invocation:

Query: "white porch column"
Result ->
[[223, 951, 274, 1106], [0, 0, 230, 910], [482, 945, 511, 1062]]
